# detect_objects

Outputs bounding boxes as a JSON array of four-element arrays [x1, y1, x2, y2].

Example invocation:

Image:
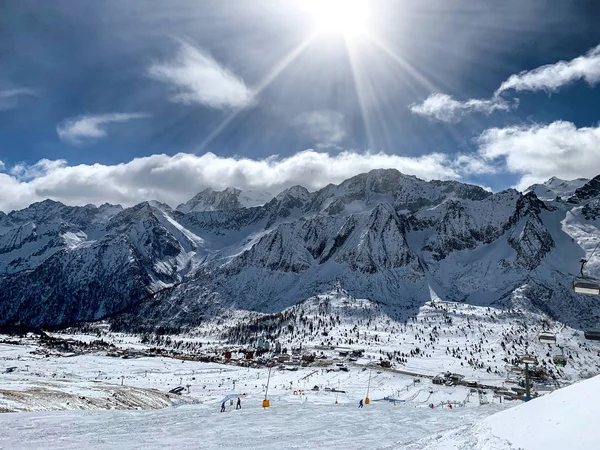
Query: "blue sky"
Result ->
[[1, 0, 600, 211]]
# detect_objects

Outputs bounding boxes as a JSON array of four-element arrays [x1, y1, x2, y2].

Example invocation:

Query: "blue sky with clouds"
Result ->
[[1, 0, 600, 211]]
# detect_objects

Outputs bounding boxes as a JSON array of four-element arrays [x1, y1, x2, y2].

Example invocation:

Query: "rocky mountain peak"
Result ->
[[176, 187, 273, 213], [568, 174, 600, 203], [275, 185, 310, 202], [0, 170, 598, 329], [526, 176, 590, 201]]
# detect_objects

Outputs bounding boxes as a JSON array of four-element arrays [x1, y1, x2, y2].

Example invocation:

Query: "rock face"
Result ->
[[568, 175, 600, 203], [0, 169, 599, 329]]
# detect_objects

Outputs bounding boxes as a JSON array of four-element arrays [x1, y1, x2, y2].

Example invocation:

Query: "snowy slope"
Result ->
[[525, 176, 589, 201], [176, 188, 274, 213], [2, 326, 599, 450], [0, 336, 510, 450], [413, 375, 600, 449]]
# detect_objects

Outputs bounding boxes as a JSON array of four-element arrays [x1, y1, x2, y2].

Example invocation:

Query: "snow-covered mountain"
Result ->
[[525, 176, 589, 201], [1, 169, 600, 329], [176, 188, 274, 213]]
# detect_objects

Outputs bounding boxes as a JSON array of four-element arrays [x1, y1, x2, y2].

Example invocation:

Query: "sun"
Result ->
[[301, 0, 370, 39]]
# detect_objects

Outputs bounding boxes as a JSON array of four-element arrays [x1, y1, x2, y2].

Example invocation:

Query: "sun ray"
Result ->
[[346, 42, 375, 150], [196, 32, 318, 153], [365, 33, 438, 93]]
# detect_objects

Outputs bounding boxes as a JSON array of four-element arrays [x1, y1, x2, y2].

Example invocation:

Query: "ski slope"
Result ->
[[4, 375, 599, 449], [410, 374, 600, 449], [1, 330, 599, 449], [0, 395, 506, 450], [0, 338, 509, 449]]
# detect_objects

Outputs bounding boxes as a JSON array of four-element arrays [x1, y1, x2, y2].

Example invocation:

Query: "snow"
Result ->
[[4, 330, 598, 450], [176, 188, 274, 213], [0, 400, 509, 450], [525, 176, 589, 201], [0, 288, 599, 448], [414, 375, 600, 450], [0, 339, 510, 449]]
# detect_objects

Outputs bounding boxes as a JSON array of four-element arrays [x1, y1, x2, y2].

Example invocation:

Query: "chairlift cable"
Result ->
[[589, 241, 600, 261], [581, 240, 600, 276]]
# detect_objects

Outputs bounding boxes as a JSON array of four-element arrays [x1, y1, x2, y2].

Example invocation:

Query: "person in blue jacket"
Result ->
[[359, 399, 364, 408], [221, 401, 226, 412]]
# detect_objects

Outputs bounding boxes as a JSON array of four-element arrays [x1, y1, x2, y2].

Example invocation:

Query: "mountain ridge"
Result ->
[[0, 169, 599, 330]]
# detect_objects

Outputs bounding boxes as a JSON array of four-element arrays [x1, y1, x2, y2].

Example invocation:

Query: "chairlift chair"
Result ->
[[519, 354, 537, 365], [574, 257, 600, 295], [538, 332, 556, 344], [584, 330, 600, 341], [552, 355, 567, 367], [574, 279, 600, 295]]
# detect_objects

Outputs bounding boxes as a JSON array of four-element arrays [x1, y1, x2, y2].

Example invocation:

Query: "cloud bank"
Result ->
[[478, 120, 600, 190], [0, 150, 463, 212], [4, 118, 599, 211], [149, 40, 255, 109], [57, 113, 149, 145]]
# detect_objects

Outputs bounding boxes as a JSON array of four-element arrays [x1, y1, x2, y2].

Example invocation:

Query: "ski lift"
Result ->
[[552, 355, 567, 367], [538, 332, 556, 344], [574, 253, 600, 295], [519, 354, 537, 365], [574, 279, 600, 295], [584, 315, 600, 341], [584, 330, 600, 341]]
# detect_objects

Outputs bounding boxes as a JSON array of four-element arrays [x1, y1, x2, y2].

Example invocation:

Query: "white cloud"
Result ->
[[0, 160, 5, 171], [410, 93, 513, 123], [497, 44, 600, 94], [293, 110, 346, 143], [149, 40, 254, 109], [0, 150, 465, 212], [0, 88, 36, 111], [10, 159, 68, 181], [477, 120, 600, 190], [8, 125, 596, 212], [56, 113, 149, 145], [412, 43, 600, 122]]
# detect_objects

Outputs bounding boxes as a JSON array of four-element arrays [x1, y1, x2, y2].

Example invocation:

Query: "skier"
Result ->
[[448, 403, 453, 410], [221, 401, 226, 412], [358, 399, 364, 408], [429, 403, 434, 409], [236, 398, 241, 410]]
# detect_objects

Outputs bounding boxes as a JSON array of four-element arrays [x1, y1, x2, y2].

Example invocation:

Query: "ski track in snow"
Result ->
[[0, 400, 506, 450]]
